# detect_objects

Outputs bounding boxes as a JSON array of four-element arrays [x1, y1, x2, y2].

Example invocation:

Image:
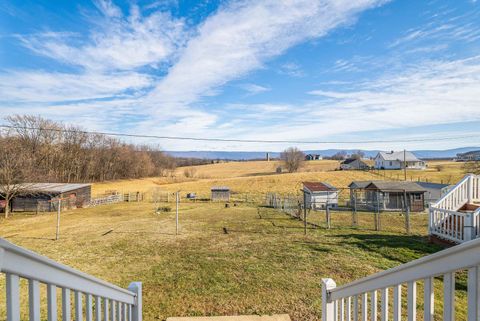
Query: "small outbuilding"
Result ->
[[363, 181, 426, 212], [340, 158, 370, 170], [211, 186, 230, 201], [416, 182, 451, 205], [1, 183, 92, 212], [302, 181, 338, 210]]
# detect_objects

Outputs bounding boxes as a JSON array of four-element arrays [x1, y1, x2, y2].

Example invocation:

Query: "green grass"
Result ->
[[0, 201, 466, 320]]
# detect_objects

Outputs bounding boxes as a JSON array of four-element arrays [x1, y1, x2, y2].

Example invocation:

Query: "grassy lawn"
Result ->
[[1, 200, 465, 321]]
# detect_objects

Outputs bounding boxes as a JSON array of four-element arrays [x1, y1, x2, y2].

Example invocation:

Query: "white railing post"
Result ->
[[128, 282, 142, 321], [464, 213, 475, 242], [322, 278, 337, 321], [468, 174, 473, 204]]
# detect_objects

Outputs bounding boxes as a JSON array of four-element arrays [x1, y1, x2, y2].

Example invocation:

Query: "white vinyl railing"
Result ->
[[429, 174, 480, 243], [322, 237, 480, 321], [0, 238, 142, 321]]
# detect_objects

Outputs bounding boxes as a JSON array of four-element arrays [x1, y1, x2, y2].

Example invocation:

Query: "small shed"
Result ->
[[211, 186, 230, 201], [340, 158, 370, 170], [364, 181, 426, 212], [416, 182, 451, 205], [303, 181, 338, 210], [1, 183, 91, 212]]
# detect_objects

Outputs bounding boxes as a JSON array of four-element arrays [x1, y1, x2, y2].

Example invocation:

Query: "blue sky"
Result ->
[[1, 0, 480, 151]]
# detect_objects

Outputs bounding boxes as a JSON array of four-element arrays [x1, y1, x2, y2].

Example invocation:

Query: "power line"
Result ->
[[0, 124, 477, 144]]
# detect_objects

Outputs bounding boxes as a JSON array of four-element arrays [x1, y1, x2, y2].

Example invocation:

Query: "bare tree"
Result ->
[[0, 136, 35, 218], [331, 151, 348, 160], [350, 150, 365, 160], [280, 147, 305, 173]]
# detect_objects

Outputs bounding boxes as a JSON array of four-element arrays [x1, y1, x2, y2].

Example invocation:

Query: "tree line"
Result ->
[[0, 115, 178, 184]]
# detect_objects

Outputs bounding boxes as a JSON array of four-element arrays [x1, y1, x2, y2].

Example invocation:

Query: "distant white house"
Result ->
[[303, 181, 338, 210], [374, 151, 426, 170]]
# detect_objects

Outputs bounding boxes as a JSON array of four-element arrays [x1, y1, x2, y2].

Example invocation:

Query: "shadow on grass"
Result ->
[[336, 233, 445, 264]]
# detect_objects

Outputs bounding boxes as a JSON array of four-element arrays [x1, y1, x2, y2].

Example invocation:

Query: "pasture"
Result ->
[[0, 159, 470, 320]]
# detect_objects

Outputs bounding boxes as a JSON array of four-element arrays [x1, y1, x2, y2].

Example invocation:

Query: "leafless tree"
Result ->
[[350, 150, 365, 160], [280, 147, 305, 173], [0, 136, 35, 218]]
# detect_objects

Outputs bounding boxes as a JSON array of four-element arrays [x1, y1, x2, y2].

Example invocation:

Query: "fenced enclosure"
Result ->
[[0, 238, 142, 321], [265, 188, 426, 234], [322, 237, 480, 321]]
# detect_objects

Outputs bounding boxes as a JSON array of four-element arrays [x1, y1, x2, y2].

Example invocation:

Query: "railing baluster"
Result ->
[[95, 296, 101, 321], [63, 288, 71, 321], [467, 266, 479, 321], [128, 305, 132, 321], [423, 277, 434, 321], [353, 295, 359, 321], [443, 272, 455, 321], [381, 288, 388, 321], [362, 293, 368, 321], [340, 298, 345, 321], [104, 298, 109, 321], [75, 291, 83, 321], [407, 281, 416, 321], [393, 285, 401, 321], [28, 279, 41, 321], [371, 290, 377, 321], [6, 273, 20, 321], [47, 284, 58, 321], [86, 294, 93, 321]]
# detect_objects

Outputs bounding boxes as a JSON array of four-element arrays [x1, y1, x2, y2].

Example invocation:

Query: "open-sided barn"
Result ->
[[1, 183, 92, 212]]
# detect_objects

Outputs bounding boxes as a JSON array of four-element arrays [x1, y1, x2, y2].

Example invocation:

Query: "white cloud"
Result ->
[[18, 1, 186, 71], [239, 83, 270, 95], [147, 0, 389, 108]]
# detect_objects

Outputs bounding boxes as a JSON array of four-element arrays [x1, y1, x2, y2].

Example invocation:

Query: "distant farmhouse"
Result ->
[[305, 154, 322, 161], [302, 181, 338, 210], [374, 151, 426, 170], [340, 158, 370, 170], [455, 150, 480, 162]]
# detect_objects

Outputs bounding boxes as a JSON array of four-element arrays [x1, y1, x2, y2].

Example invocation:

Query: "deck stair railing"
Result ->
[[429, 174, 480, 243], [0, 238, 142, 321], [322, 237, 480, 321]]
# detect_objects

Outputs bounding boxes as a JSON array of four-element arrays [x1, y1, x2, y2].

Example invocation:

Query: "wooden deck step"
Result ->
[[166, 315, 291, 321]]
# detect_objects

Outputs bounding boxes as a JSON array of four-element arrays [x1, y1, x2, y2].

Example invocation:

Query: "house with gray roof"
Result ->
[[374, 151, 426, 170]]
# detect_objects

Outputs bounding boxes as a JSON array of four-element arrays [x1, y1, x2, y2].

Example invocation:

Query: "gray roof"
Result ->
[[366, 181, 426, 193], [211, 186, 230, 191], [416, 182, 450, 189], [376, 151, 421, 162], [349, 180, 379, 189], [18, 183, 91, 194]]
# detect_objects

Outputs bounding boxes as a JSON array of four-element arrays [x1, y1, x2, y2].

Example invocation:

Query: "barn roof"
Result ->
[[349, 181, 379, 189], [303, 181, 337, 192], [365, 181, 426, 193], [211, 186, 230, 191], [12, 183, 91, 194]]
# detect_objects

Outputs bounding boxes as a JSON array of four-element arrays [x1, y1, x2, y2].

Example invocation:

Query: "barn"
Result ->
[[302, 181, 338, 210], [340, 158, 370, 170], [416, 182, 451, 205], [211, 186, 230, 201], [1, 183, 92, 213]]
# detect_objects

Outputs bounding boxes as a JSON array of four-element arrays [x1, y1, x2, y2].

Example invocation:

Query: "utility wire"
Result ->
[[0, 124, 477, 144]]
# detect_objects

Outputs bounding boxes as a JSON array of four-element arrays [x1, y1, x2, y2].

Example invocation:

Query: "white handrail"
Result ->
[[0, 238, 142, 321], [322, 238, 480, 321]]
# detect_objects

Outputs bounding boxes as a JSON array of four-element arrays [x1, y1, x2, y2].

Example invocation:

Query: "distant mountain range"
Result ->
[[167, 147, 480, 160]]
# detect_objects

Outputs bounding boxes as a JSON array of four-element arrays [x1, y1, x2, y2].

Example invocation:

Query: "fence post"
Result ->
[[128, 282, 142, 321], [322, 278, 337, 321], [464, 213, 475, 242]]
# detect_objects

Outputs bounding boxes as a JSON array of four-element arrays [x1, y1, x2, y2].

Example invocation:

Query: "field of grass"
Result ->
[[92, 160, 467, 199], [0, 201, 466, 321], [0, 159, 471, 320]]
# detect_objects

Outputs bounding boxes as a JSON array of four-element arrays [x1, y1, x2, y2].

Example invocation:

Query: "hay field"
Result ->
[[1, 202, 464, 321]]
